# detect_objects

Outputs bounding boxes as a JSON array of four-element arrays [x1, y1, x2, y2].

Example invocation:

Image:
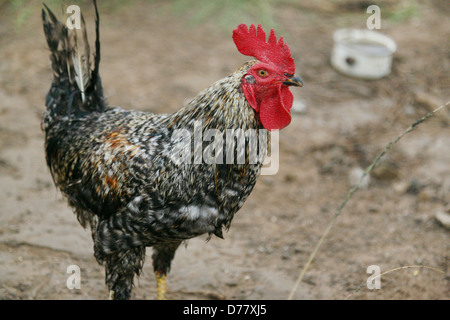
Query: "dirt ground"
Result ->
[[0, 0, 448, 300]]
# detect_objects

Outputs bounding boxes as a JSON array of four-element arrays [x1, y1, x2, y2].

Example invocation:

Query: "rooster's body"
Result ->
[[42, 1, 302, 299]]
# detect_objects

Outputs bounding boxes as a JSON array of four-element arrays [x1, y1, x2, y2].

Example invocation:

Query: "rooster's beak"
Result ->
[[283, 74, 303, 87]]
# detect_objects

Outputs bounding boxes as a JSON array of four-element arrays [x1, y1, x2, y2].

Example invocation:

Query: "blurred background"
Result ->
[[0, 0, 448, 299]]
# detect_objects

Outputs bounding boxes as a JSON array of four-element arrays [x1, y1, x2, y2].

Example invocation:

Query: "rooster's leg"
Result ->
[[152, 241, 182, 300], [101, 246, 146, 300], [155, 270, 167, 300]]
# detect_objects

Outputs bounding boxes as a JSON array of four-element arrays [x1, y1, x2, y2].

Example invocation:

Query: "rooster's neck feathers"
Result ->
[[170, 60, 262, 131]]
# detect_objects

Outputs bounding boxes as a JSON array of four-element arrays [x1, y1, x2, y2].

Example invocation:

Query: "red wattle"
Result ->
[[243, 82, 292, 130]]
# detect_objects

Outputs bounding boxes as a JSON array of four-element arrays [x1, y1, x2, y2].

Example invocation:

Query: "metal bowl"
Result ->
[[331, 28, 397, 80]]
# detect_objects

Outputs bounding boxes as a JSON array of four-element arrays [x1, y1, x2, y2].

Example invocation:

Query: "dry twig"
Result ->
[[288, 101, 450, 300]]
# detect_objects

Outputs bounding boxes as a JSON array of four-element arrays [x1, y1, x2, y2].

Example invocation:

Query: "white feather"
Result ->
[[72, 48, 89, 103]]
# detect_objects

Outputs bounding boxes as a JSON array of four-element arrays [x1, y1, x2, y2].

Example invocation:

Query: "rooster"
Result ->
[[42, 1, 302, 300]]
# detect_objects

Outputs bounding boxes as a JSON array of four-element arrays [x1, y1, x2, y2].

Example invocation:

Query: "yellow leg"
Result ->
[[155, 271, 167, 300], [109, 290, 114, 300]]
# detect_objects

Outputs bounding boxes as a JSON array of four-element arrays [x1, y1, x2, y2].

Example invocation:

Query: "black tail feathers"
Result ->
[[42, 0, 106, 126]]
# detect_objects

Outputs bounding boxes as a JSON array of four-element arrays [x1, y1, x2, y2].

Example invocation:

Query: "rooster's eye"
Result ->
[[257, 69, 268, 77]]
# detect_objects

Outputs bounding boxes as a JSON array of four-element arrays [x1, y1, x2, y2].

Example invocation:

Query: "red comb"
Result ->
[[233, 24, 295, 74]]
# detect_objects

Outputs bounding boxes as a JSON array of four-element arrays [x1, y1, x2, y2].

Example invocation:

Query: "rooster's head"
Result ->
[[233, 24, 302, 130]]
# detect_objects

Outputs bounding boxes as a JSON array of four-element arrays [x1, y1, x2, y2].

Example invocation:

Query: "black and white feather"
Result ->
[[42, 1, 267, 300]]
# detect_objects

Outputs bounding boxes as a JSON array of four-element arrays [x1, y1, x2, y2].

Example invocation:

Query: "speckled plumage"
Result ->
[[42, 3, 270, 299]]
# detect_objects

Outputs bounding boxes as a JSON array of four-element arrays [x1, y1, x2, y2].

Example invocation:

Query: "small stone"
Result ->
[[407, 178, 424, 195], [403, 105, 416, 115], [417, 188, 433, 202], [293, 246, 304, 254], [226, 280, 238, 287], [372, 158, 399, 181], [393, 181, 409, 194], [435, 211, 450, 230], [291, 100, 307, 114], [349, 167, 371, 189]]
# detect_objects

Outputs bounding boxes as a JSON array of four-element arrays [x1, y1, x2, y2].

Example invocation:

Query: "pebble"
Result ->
[[435, 211, 450, 230], [406, 178, 424, 195], [371, 158, 399, 181], [417, 188, 433, 202], [349, 167, 371, 189], [291, 100, 307, 114], [403, 105, 416, 115], [393, 181, 409, 194]]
